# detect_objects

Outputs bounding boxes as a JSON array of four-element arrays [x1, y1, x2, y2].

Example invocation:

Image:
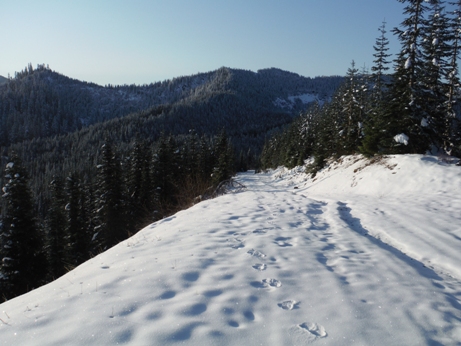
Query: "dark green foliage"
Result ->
[[45, 177, 68, 279], [152, 134, 179, 213], [65, 173, 91, 266], [212, 131, 235, 186], [0, 155, 47, 299], [93, 141, 127, 250], [126, 140, 156, 233]]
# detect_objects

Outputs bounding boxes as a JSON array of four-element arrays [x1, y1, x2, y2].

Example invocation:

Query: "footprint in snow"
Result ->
[[262, 278, 282, 288], [289, 322, 327, 344], [278, 300, 300, 310], [274, 236, 293, 247], [252, 263, 267, 271], [247, 249, 266, 258], [227, 238, 244, 249], [231, 242, 245, 249], [253, 229, 268, 234]]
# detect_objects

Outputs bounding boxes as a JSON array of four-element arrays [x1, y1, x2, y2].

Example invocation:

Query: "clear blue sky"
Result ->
[[1, 0, 408, 86]]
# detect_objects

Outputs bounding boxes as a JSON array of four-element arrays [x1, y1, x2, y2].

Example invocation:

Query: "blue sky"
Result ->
[[1, 0, 408, 86]]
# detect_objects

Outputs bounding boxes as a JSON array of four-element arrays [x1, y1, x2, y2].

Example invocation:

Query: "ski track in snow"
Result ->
[[1, 156, 461, 345]]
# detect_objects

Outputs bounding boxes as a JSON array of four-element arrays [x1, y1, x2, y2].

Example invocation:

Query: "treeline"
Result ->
[[261, 0, 461, 171], [0, 131, 235, 300]]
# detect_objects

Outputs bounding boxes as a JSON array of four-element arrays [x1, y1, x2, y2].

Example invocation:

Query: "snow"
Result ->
[[287, 94, 318, 104], [5, 162, 13, 169], [1, 154, 461, 345], [274, 94, 320, 110], [394, 133, 409, 145], [405, 57, 412, 69]]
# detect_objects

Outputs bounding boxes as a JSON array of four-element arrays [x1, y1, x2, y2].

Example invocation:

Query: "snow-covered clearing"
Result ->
[[1, 154, 461, 345]]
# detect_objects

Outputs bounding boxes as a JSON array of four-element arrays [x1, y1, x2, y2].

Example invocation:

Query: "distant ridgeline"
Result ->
[[0, 64, 343, 148]]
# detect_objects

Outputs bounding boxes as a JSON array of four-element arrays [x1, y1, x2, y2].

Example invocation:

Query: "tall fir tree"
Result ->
[[0, 154, 47, 299], [361, 21, 393, 156], [65, 173, 91, 266], [371, 21, 392, 103], [212, 131, 235, 187], [420, 2, 452, 150], [447, 0, 461, 152], [45, 177, 68, 280], [382, 0, 437, 153], [152, 134, 178, 213], [126, 140, 155, 233], [93, 141, 127, 250]]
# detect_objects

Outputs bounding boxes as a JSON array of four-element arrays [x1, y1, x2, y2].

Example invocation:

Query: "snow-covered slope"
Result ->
[[1, 154, 461, 345]]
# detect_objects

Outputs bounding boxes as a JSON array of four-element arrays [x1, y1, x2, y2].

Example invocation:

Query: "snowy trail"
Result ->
[[240, 172, 461, 345], [1, 157, 461, 345]]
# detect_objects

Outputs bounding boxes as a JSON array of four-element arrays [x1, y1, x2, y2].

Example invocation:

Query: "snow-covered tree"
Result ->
[[93, 141, 127, 250], [382, 0, 438, 153], [0, 155, 47, 299], [420, 2, 453, 150]]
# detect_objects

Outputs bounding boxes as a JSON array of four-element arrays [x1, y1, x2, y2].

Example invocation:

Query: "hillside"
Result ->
[[0, 65, 343, 147], [1, 154, 460, 345]]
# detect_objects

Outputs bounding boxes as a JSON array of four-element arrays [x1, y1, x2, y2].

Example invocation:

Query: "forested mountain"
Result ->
[[0, 76, 7, 86], [0, 64, 343, 147]]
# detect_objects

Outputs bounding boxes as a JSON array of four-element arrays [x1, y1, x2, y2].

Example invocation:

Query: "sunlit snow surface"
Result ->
[[1, 154, 461, 345]]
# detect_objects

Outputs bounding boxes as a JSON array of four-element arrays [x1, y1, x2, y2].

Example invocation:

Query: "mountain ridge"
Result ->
[[0, 65, 343, 147]]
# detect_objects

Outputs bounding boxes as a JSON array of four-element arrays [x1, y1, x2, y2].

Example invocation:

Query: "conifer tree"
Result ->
[[126, 140, 155, 233], [45, 177, 68, 279], [420, 2, 452, 149], [371, 21, 392, 102], [361, 21, 392, 156], [446, 0, 461, 152], [65, 173, 91, 265], [381, 0, 437, 153], [93, 141, 126, 250], [152, 134, 178, 212], [0, 155, 47, 299], [212, 131, 234, 186]]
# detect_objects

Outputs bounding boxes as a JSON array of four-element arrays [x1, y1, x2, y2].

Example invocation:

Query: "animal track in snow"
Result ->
[[290, 322, 327, 344], [231, 242, 245, 249], [278, 300, 300, 310], [253, 228, 268, 234], [227, 238, 244, 249], [262, 278, 282, 288], [298, 322, 327, 337], [252, 263, 267, 271], [247, 249, 266, 259], [274, 236, 293, 247]]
